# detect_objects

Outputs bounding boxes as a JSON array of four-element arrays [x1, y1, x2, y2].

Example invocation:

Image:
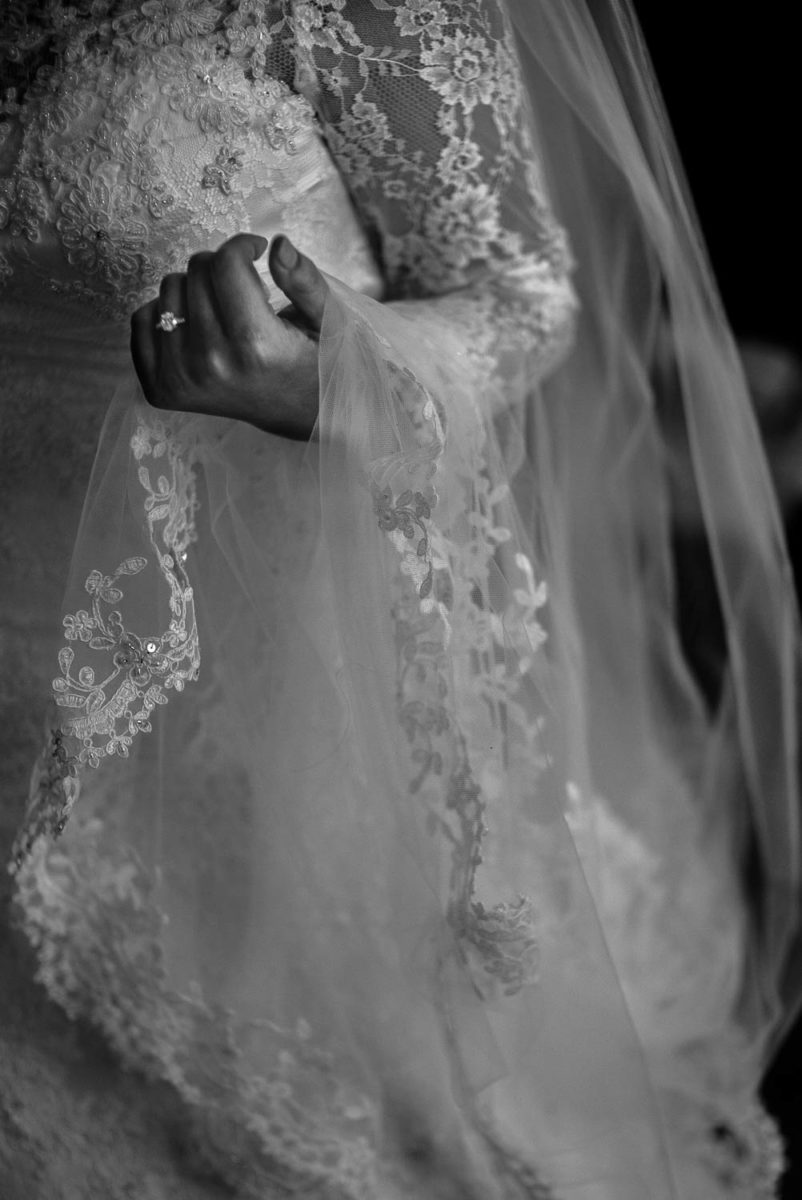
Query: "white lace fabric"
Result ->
[[0, 3, 787, 1198]]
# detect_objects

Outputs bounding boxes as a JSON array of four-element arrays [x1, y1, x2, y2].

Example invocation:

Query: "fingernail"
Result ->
[[274, 236, 298, 270]]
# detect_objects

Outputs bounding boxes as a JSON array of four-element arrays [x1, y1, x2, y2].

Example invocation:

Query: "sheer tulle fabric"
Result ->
[[16, 284, 679, 1197], [9, 2, 800, 1198], [507, 0, 801, 1046]]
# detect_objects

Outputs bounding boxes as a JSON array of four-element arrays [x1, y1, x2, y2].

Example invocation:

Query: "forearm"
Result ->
[[292, 0, 578, 414]]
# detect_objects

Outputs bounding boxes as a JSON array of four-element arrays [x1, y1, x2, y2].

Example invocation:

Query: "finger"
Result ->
[[157, 272, 188, 347], [208, 233, 273, 347], [186, 251, 223, 355], [130, 298, 160, 402], [269, 235, 329, 333]]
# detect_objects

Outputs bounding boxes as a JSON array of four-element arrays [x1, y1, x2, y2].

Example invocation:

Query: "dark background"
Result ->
[[634, 8, 799, 351], [633, 6, 801, 1192]]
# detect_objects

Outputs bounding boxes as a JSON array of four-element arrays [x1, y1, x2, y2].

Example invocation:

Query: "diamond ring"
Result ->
[[155, 311, 186, 333]]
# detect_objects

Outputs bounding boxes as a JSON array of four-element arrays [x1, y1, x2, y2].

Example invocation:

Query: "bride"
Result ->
[[2, 2, 799, 1196]]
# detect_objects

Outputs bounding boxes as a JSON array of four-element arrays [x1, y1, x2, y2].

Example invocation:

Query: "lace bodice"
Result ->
[[0, 6, 384, 325], [0, 1, 575, 378]]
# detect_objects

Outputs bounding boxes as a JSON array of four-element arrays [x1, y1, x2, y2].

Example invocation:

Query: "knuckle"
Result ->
[[240, 324, 273, 364], [202, 346, 231, 384]]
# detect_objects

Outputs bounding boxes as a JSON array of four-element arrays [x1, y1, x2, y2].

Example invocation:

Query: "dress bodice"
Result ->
[[0, 8, 383, 839], [0, 11, 383, 333]]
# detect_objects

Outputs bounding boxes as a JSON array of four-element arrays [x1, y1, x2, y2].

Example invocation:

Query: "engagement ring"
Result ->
[[156, 311, 186, 333]]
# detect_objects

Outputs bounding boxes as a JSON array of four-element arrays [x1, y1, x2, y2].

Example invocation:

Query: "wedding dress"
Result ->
[[1, 3, 799, 1198]]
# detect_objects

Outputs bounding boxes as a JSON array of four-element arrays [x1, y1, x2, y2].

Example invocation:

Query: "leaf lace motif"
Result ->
[[10, 418, 200, 869], [368, 361, 547, 1007]]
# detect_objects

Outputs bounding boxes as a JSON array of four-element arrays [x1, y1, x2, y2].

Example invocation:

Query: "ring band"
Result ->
[[156, 311, 186, 333]]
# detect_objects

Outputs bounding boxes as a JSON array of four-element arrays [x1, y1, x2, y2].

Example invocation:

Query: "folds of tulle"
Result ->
[[12, 278, 694, 1196], [506, 0, 801, 1050]]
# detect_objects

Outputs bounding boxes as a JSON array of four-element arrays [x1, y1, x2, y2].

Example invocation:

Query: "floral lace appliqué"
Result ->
[[369, 360, 545, 1008], [291, 0, 577, 396], [12, 810, 380, 1198], [703, 1104, 786, 1199], [0, 2, 318, 318], [11, 418, 200, 869]]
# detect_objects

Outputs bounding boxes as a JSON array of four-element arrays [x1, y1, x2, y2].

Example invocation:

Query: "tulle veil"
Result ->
[[10, 1, 800, 1196]]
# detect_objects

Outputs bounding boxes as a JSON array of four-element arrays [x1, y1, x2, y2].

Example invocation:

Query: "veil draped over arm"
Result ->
[[10, 2, 800, 1197]]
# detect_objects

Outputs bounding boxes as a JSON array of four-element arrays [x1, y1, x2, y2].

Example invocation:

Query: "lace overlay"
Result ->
[[291, 0, 576, 404], [13, 815, 384, 1199], [367, 361, 546, 1003], [0, 2, 381, 319], [0, 4, 782, 1198]]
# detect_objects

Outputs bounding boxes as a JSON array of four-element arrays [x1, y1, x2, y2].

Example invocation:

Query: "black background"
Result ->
[[633, 6, 798, 352]]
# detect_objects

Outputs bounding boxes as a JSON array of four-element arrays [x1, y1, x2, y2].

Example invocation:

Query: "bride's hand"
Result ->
[[130, 233, 329, 440]]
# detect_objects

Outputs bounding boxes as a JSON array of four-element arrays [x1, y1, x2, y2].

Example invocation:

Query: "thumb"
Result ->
[[269, 235, 329, 332]]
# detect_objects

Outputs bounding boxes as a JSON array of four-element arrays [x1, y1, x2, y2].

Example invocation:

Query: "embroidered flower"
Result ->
[[112, 632, 169, 689], [394, 1, 448, 38], [438, 136, 483, 181], [63, 609, 96, 643], [116, 0, 220, 48], [422, 183, 501, 272], [131, 421, 170, 462], [260, 94, 311, 153], [57, 180, 149, 285], [1, 176, 48, 241], [292, 0, 354, 57], [27, 68, 89, 136], [695, 1103, 787, 1198], [420, 30, 496, 112], [461, 896, 540, 999], [337, 96, 390, 157], [201, 144, 245, 194], [156, 44, 251, 133], [222, 0, 280, 66]]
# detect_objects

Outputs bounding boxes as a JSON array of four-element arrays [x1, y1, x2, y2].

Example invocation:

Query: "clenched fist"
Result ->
[[130, 233, 329, 440]]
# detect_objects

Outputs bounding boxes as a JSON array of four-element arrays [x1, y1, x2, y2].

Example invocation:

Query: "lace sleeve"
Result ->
[[290, 0, 577, 408]]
